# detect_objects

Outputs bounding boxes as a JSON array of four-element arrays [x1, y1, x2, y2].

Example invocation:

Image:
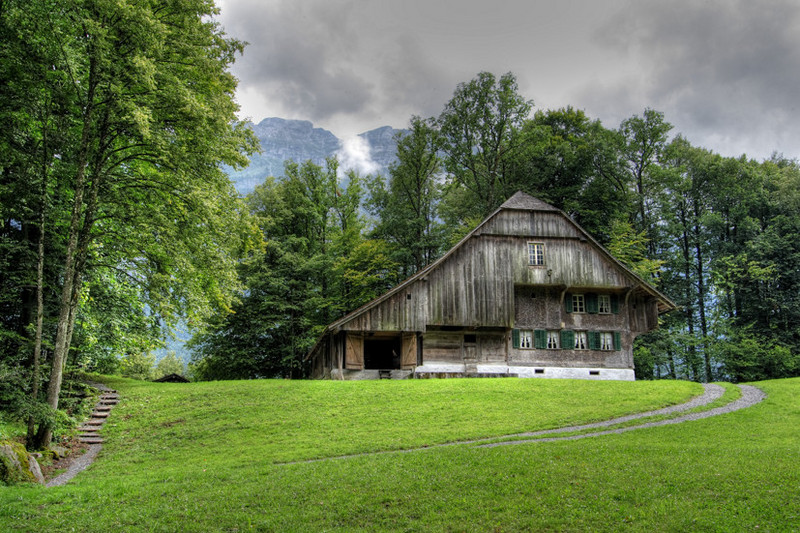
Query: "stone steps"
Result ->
[[76, 386, 120, 447]]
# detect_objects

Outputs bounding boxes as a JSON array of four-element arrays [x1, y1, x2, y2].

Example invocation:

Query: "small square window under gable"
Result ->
[[528, 242, 544, 266]]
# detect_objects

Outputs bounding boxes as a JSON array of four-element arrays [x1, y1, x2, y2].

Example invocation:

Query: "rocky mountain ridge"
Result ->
[[226, 118, 403, 194]]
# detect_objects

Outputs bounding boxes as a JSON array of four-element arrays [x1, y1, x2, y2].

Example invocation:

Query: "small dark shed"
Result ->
[[153, 373, 190, 383], [307, 192, 676, 380]]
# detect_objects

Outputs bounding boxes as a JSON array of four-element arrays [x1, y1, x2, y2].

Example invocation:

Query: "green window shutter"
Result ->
[[512, 329, 520, 349], [610, 294, 620, 314], [534, 330, 547, 349], [586, 293, 599, 314], [614, 331, 622, 351], [587, 331, 598, 350], [565, 293, 573, 313], [561, 330, 574, 350]]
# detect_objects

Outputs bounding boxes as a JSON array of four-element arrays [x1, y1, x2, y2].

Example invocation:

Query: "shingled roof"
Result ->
[[500, 191, 561, 211]]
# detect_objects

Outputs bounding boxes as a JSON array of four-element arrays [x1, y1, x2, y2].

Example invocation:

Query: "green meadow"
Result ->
[[1, 377, 797, 532]]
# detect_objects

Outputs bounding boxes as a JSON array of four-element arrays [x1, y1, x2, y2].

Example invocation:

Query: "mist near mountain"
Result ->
[[225, 118, 403, 194]]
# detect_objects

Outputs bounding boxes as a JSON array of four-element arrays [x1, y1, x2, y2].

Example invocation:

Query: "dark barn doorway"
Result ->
[[364, 336, 402, 369]]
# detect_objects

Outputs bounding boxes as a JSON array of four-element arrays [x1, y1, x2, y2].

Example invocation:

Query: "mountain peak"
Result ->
[[226, 119, 405, 194]]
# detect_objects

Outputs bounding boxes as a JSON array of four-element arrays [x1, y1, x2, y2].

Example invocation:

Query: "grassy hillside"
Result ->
[[1, 377, 797, 531]]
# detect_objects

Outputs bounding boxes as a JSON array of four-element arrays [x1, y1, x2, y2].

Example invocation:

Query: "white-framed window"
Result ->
[[598, 294, 611, 314], [600, 332, 614, 351], [572, 294, 585, 314], [520, 330, 532, 349], [528, 242, 544, 266], [547, 330, 560, 349], [574, 331, 587, 350]]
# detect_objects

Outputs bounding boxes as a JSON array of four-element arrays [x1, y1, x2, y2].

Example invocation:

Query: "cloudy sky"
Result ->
[[216, 0, 799, 161]]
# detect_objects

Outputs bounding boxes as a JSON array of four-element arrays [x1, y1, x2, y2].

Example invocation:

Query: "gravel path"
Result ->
[[282, 383, 765, 464], [478, 383, 765, 448], [46, 444, 102, 487]]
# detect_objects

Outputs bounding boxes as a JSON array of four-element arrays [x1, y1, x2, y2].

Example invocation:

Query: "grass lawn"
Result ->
[[1, 376, 797, 531]]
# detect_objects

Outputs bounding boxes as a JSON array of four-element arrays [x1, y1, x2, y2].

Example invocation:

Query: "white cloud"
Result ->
[[335, 136, 380, 177]]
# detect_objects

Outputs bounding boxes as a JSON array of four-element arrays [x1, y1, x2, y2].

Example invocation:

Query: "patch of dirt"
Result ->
[[40, 437, 90, 480]]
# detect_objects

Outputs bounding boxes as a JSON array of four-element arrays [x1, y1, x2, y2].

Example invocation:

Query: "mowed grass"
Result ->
[[1, 377, 797, 532]]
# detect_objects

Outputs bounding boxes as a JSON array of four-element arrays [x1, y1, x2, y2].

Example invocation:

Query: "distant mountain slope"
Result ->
[[225, 118, 404, 194]]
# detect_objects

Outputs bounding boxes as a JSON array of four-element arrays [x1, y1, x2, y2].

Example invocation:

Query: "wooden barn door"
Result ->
[[345, 333, 364, 370], [401, 333, 417, 370]]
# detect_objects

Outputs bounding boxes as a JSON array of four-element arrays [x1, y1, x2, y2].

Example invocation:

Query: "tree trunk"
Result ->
[[679, 206, 699, 381], [26, 130, 49, 448], [693, 201, 711, 382], [32, 63, 97, 449]]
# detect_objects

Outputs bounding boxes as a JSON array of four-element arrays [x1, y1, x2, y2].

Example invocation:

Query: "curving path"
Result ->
[[478, 383, 765, 448], [283, 383, 766, 464]]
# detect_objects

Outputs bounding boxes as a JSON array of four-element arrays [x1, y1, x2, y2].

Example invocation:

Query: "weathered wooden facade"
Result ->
[[307, 192, 675, 380]]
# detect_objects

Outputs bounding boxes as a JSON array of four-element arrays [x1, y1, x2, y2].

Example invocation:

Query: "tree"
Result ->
[[368, 116, 444, 275], [120, 352, 155, 382], [507, 107, 631, 243], [620, 108, 672, 245], [437, 72, 532, 223]]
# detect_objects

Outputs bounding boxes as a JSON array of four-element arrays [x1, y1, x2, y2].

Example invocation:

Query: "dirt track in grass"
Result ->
[[281, 383, 765, 464]]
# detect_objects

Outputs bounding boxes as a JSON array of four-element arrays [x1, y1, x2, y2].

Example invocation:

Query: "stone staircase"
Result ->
[[77, 391, 119, 445]]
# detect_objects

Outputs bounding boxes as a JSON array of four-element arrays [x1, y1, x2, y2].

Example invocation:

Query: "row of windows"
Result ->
[[513, 329, 621, 351], [566, 293, 619, 314]]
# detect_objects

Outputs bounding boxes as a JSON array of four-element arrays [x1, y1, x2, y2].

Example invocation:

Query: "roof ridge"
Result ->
[[500, 191, 560, 211]]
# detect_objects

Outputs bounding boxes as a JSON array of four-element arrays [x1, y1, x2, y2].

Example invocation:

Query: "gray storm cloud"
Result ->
[[585, 0, 800, 158], [219, 0, 800, 159]]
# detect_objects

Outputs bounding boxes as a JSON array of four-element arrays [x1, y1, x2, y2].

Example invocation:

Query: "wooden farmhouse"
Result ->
[[307, 191, 675, 380]]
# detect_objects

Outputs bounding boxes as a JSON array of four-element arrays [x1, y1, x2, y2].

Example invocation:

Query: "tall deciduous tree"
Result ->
[[620, 108, 672, 247], [437, 72, 532, 223]]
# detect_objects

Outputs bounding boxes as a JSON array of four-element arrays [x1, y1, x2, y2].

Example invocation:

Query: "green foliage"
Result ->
[[367, 116, 445, 275], [155, 352, 186, 379], [606, 219, 665, 285], [0, 0, 258, 444], [120, 352, 155, 382], [333, 239, 401, 312], [191, 160, 396, 379], [437, 71, 532, 223]]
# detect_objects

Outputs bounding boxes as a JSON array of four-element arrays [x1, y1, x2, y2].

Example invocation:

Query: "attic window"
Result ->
[[528, 242, 544, 266]]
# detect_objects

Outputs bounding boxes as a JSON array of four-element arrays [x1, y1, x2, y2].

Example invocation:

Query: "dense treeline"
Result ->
[[194, 72, 800, 383], [2, 2, 798, 451], [0, 0, 256, 449]]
